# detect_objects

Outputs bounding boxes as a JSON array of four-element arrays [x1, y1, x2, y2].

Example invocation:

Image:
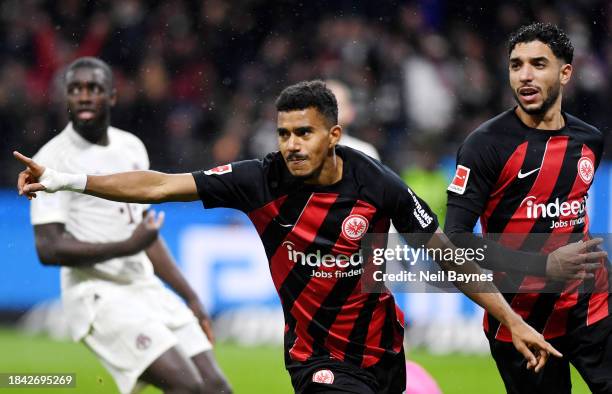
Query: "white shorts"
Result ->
[[82, 283, 212, 394]]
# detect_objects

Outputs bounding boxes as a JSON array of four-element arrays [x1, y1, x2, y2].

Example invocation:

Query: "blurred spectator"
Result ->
[[2, 0, 611, 185], [401, 139, 449, 227], [326, 79, 380, 160]]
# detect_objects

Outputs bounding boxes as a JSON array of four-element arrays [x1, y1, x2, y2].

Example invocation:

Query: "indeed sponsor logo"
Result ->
[[283, 241, 363, 268], [521, 196, 586, 219]]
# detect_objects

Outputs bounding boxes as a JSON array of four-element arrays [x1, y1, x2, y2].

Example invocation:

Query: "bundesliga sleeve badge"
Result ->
[[447, 165, 470, 195], [204, 164, 232, 175]]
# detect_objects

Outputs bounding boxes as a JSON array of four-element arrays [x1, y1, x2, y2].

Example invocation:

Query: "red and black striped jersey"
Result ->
[[192, 145, 438, 369], [446, 108, 610, 341]]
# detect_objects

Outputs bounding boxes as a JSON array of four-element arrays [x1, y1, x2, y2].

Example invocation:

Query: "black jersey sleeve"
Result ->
[[445, 204, 548, 275], [191, 159, 265, 212], [381, 167, 439, 236], [445, 129, 548, 276], [446, 132, 500, 215]]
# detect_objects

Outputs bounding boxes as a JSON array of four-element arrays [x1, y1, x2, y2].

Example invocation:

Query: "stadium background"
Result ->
[[0, 1, 610, 393]]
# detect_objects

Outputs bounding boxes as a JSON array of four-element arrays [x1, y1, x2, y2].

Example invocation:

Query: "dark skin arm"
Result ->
[[33, 211, 163, 266], [17, 152, 215, 340], [145, 234, 215, 343]]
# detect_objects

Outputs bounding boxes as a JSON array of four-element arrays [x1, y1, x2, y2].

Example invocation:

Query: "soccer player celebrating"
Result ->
[[445, 23, 612, 393], [23, 57, 231, 394], [16, 80, 561, 393]]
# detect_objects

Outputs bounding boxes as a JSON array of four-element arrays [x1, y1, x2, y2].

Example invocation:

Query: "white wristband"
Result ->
[[39, 168, 87, 193]]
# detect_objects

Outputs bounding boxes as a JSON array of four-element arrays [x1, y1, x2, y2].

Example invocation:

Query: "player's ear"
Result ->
[[329, 125, 342, 148], [560, 63, 572, 86]]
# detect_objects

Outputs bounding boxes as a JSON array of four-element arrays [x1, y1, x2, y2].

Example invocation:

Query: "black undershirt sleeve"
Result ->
[[445, 204, 548, 276]]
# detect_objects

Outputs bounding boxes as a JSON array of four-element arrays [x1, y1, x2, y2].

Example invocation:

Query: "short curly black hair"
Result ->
[[275, 80, 338, 127], [508, 22, 574, 64]]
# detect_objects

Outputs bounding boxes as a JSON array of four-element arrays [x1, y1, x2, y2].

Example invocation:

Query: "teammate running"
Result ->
[[446, 23, 612, 393]]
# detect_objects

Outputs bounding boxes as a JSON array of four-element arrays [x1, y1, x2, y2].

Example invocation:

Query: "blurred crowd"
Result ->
[[1, 0, 611, 186]]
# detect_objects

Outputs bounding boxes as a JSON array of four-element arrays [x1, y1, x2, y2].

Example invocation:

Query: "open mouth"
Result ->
[[289, 159, 307, 166], [76, 109, 96, 120], [518, 86, 540, 103]]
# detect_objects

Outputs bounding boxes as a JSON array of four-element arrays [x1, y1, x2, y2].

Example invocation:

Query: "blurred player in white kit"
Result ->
[[28, 57, 231, 394]]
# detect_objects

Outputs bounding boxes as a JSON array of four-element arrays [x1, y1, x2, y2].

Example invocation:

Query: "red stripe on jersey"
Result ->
[[288, 200, 378, 362], [543, 144, 597, 336], [248, 195, 288, 235], [570, 144, 610, 326], [481, 142, 528, 233], [536, 232, 575, 338], [495, 137, 569, 341], [360, 293, 391, 368], [499, 136, 569, 245], [588, 262, 610, 326], [270, 193, 337, 292], [543, 286, 579, 338], [324, 292, 371, 361], [392, 303, 406, 353], [361, 218, 403, 368], [323, 216, 391, 362], [495, 276, 546, 340]]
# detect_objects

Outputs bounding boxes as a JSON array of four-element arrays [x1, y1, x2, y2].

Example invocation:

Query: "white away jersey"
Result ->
[[30, 124, 157, 335]]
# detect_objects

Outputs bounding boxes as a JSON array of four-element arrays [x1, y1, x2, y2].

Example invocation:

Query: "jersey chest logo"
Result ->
[[517, 167, 540, 179], [204, 164, 232, 175], [341, 214, 369, 241], [577, 157, 594, 184], [448, 165, 470, 195]]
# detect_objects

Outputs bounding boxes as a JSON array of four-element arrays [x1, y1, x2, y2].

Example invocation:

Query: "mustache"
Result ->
[[287, 153, 308, 161], [518, 85, 540, 92]]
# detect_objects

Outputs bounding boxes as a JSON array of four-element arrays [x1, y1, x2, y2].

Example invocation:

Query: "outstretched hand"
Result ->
[[127, 210, 165, 253], [509, 318, 563, 373], [547, 238, 607, 280], [13, 151, 47, 199]]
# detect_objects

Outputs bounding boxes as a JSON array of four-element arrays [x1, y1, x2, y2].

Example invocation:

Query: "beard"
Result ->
[[68, 108, 110, 142], [514, 81, 561, 116]]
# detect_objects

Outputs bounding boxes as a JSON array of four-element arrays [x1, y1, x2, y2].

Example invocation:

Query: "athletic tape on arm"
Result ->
[[40, 168, 87, 193]]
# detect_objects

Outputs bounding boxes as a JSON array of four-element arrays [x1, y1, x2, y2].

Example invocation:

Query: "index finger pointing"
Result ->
[[13, 151, 34, 166], [546, 342, 563, 358]]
